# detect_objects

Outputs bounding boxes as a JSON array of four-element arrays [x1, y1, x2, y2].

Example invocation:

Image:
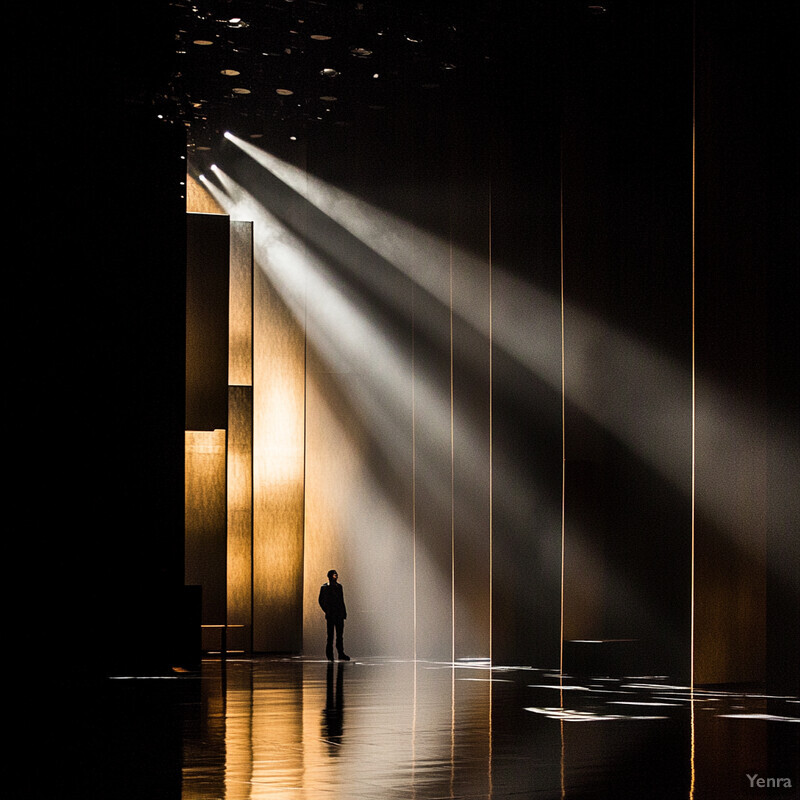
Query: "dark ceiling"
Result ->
[[157, 0, 593, 161], [164, 0, 498, 154]]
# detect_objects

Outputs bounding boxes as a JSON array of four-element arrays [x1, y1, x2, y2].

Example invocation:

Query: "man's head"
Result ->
[[327, 569, 339, 583]]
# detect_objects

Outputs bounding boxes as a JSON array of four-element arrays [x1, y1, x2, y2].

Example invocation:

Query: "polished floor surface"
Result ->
[[99, 656, 797, 800]]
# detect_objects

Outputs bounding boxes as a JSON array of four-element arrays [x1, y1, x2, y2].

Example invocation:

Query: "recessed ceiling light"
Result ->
[[321, 68, 339, 77], [232, 87, 251, 94], [221, 69, 240, 76], [193, 39, 214, 46], [276, 88, 294, 95], [350, 47, 372, 57], [311, 34, 332, 40]]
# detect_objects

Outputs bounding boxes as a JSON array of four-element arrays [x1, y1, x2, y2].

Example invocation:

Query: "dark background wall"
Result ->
[[15, 0, 796, 705]]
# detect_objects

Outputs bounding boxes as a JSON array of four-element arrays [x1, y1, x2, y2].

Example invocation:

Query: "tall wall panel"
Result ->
[[449, 113, 492, 661], [229, 221, 253, 386], [227, 386, 253, 643], [186, 212, 231, 631], [227, 221, 254, 645], [559, 1, 694, 680], [185, 429, 227, 625], [186, 213, 230, 431], [252, 255, 306, 653], [693, 1, 770, 685], [410, 194, 456, 662], [487, 54, 564, 668]]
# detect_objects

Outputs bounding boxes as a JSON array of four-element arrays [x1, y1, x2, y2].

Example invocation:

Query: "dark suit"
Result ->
[[319, 581, 347, 659]]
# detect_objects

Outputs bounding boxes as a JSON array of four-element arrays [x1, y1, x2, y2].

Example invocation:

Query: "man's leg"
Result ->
[[335, 619, 349, 660], [326, 619, 335, 661]]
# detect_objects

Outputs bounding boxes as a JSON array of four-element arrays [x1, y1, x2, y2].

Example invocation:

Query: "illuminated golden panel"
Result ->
[[229, 220, 253, 386], [185, 429, 227, 622], [227, 386, 253, 641], [252, 262, 306, 653]]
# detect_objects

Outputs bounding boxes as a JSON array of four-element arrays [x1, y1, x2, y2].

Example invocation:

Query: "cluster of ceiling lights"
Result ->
[[162, 0, 490, 156]]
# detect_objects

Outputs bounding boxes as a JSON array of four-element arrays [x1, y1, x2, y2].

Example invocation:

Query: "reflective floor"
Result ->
[[101, 657, 798, 800]]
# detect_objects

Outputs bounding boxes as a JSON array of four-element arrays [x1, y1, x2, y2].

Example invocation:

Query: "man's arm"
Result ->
[[318, 584, 328, 612]]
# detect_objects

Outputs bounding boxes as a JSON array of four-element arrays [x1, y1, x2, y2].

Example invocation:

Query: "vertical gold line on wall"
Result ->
[[488, 184, 493, 666], [690, 0, 697, 694], [450, 230, 456, 664], [488, 181, 494, 798], [412, 280, 417, 662], [302, 145, 309, 638], [559, 123, 567, 796], [559, 139, 567, 678]]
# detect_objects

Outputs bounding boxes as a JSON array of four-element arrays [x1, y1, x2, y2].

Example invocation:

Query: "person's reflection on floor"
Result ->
[[322, 661, 345, 754]]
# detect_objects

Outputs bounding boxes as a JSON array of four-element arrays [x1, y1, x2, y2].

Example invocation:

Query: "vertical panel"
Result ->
[[693, 1, 769, 685], [559, 1, 694, 680], [228, 219, 254, 648], [400, 116, 455, 663], [186, 213, 230, 430], [482, 3, 564, 669], [229, 220, 253, 387], [227, 386, 253, 644], [412, 227, 455, 662], [487, 143, 563, 668], [252, 259, 306, 653], [450, 112, 492, 660], [185, 429, 227, 625]]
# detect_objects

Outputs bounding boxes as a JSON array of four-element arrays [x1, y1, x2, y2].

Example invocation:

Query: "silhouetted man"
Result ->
[[318, 570, 350, 661]]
